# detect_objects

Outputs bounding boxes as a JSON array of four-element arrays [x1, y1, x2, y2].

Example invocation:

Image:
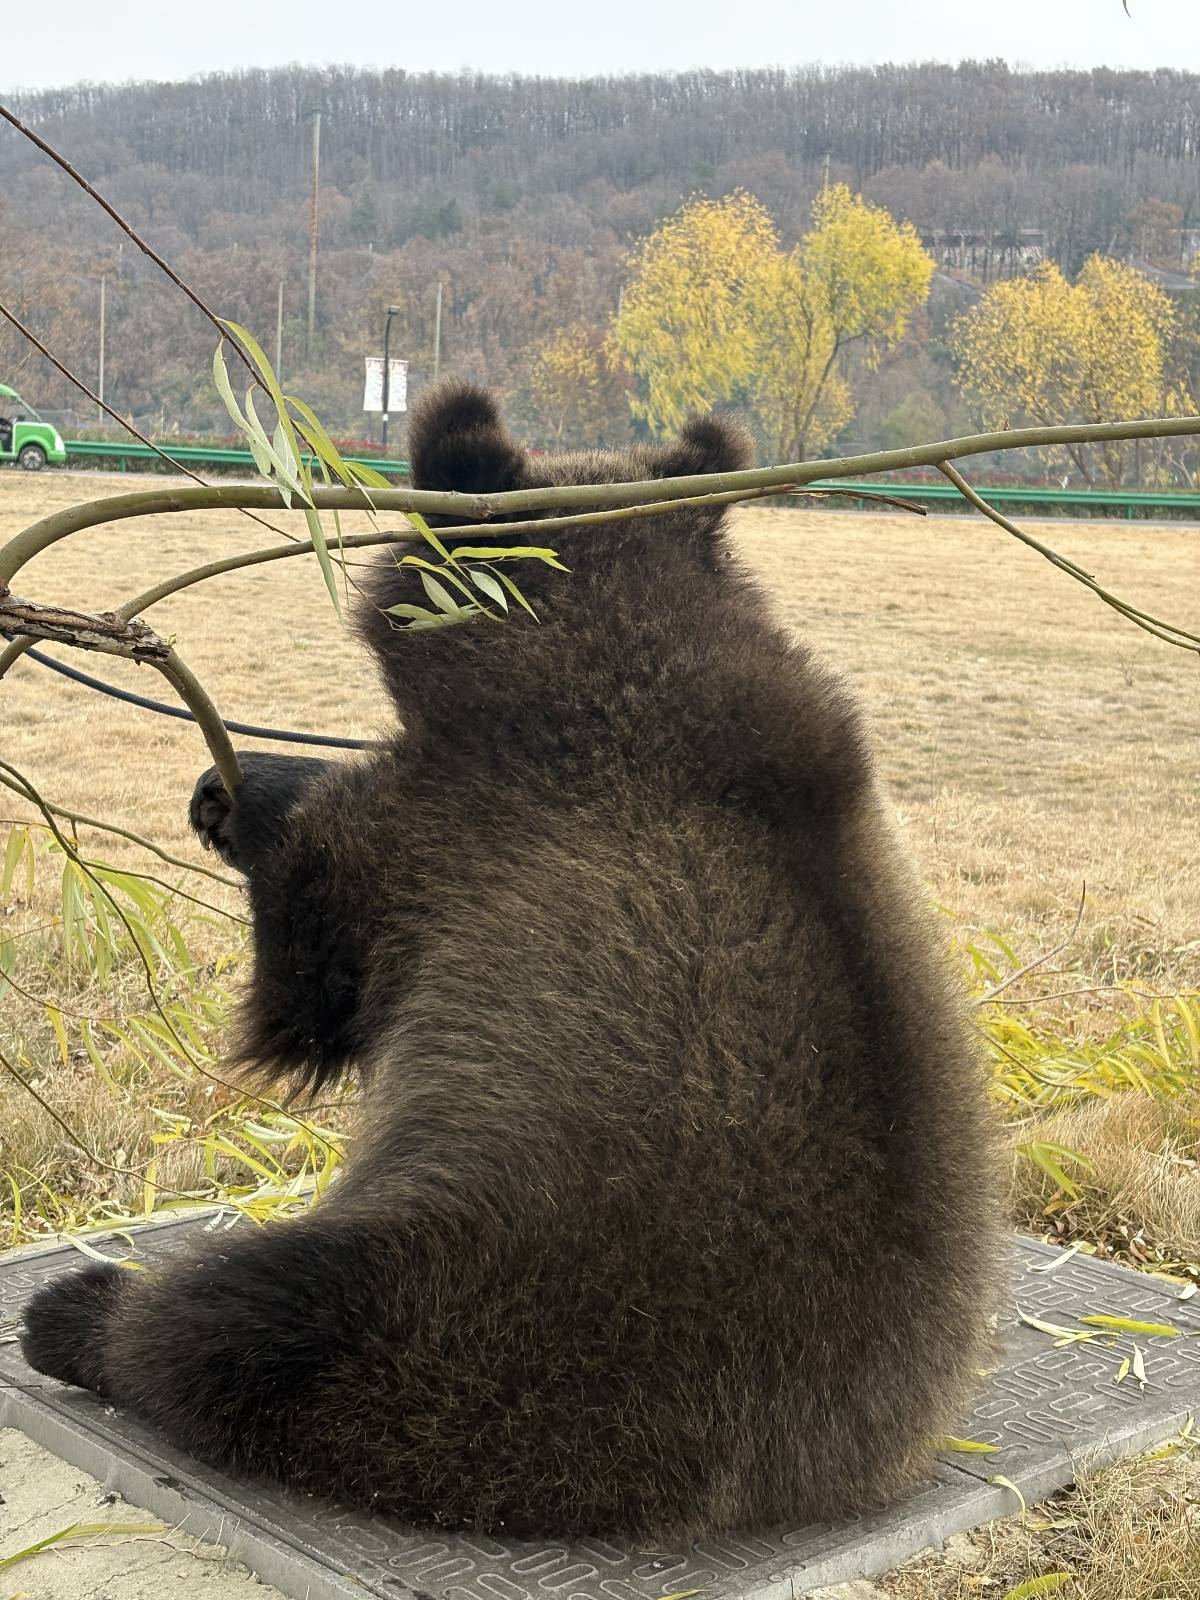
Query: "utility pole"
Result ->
[[276, 281, 284, 380], [97, 274, 107, 421], [432, 280, 443, 382], [382, 304, 400, 449], [306, 110, 321, 363]]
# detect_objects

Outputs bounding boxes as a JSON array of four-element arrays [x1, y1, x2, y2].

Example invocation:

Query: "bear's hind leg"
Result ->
[[21, 1216, 393, 1483]]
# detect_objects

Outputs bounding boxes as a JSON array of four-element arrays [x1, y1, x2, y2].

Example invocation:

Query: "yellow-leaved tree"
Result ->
[[608, 185, 934, 461], [951, 256, 1195, 487], [748, 184, 935, 460], [606, 192, 778, 436], [526, 324, 629, 448]]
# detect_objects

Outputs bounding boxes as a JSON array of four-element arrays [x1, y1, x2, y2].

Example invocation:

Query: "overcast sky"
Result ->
[[3, 0, 1198, 93]]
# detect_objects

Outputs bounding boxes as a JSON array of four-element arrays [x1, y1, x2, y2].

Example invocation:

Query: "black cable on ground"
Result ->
[[22, 646, 376, 751]]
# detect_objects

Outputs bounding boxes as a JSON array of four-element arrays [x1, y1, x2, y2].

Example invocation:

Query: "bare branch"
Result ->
[[0, 593, 172, 660], [938, 462, 1200, 654], [0, 296, 210, 486], [979, 883, 1088, 1003], [0, 101, 255, 379]]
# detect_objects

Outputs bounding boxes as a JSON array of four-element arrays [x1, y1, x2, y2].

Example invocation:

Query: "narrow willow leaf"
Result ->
[[386, 603, 440, 623], [1028, 1240, 1086, 1274], [1080, 1314, 1180, 1338], [490, 567, 539, 619], [1017, 1309, 1100, 1344], [212, 341, 247, 433], [0, 1521, 167, 1572], [406, 511, 456, 565], [470, 567, 509, 610], [933, 1435, 999, 1454], [420, 570, 472, 616], [988, 1474, 1028, 1515], [448, 543, 567, 568], [45, 1004, 69, 1066], [345, 458, 393, 489], [1115, 1357, 1131, 1383], [1132, 1343, 1148, 1385], [303, 505, 342, 617], [1, 826, 30, 899]]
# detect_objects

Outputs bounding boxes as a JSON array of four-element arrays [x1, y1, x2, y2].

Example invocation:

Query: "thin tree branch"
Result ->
[[111, 485, 923, 620], [4, 411, 1200, 587], [152, 651, 244, 792], [0, 770, 238, 885], [0, 296, 210, 486], [979, 883, 1088, 1003], [0, 594, 172, 660], [0, 294, 310, 552], [0, 757, 341, 1155], [0, 101, 255, 379], [938, 462, 1200, 654]]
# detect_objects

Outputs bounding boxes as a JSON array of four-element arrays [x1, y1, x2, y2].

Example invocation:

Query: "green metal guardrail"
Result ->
[[809, 480, 1200, 516], [63, 438, 411, 476], [60, 439, 1200, 517]]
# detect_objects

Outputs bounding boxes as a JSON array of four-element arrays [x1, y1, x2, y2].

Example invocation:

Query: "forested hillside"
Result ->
[[2, 62, 1198, 453]]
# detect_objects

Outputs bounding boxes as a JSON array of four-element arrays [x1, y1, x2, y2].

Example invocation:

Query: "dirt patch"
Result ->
[[0, 1426, 285, 1599]]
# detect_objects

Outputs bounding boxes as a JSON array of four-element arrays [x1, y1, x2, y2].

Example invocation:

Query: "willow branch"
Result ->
[[0, 101, 255, 379], [111, 484, 914, 617], [0, 593, 172, 659], [0, 594, 243, 790], [938, 463, 1200, 654], [0, 767, 239, 886], [152, 651, 244, 792], [2, 411, 1197, 588]]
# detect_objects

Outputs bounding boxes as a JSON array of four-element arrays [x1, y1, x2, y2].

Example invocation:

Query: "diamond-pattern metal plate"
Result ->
[[3, 1217, 1199, 1599]]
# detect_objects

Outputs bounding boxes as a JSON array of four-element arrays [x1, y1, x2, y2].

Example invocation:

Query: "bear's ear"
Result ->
[[653, 415, 754, 480], [406, 381, 529, 496]]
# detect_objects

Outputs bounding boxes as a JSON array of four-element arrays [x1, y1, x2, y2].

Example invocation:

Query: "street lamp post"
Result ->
[[382, 304, 401, 449]]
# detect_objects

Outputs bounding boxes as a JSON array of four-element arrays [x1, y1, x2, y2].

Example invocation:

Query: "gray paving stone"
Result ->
[[2, 1216, 1199, 1599]]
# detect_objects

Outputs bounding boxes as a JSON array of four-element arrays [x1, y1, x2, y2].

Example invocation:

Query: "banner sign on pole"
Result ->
[[363, 357, 408, 413]]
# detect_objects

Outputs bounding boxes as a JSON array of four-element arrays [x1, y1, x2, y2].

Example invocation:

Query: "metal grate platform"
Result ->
[[3, 1216, 1200, 1599]]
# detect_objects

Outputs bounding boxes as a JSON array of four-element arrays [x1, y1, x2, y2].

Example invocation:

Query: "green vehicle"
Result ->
[[0, 384, 67, 470]]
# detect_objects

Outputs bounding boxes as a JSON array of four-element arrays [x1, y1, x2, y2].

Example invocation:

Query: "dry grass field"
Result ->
[[2, 469, 1196, 977], [1, 468, 1198, 1595]]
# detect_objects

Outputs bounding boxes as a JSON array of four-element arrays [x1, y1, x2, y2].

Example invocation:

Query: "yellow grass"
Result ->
[[2, 471, 1196, 975], [875, 1445, 1200, 1599]]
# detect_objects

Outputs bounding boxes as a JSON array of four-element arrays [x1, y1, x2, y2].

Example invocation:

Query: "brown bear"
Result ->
[[22, 384, 1000, 1538]]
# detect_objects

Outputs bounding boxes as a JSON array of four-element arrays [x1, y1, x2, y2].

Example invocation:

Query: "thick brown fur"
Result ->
[[23, 383, 1001, 1538]]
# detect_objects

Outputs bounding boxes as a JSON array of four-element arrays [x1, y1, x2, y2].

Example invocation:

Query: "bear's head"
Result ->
[[358, 383, 756, 706], [405, 380, 753, 517]]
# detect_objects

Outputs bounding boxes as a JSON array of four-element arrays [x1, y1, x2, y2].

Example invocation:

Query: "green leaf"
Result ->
[[1080, 1314, 1180, 1338], [345, 458, 394, 489], [469, 567, 509, 610], [934, 1435, 999, 1454], [212, 342, 248, 433], [289, 395, 361, 491], [2, 825, 31, 899], [448, 543, 567, 568], [407, 512, 458, 566], [489, 567, 540, 620], [304, 505, 342, 617], [419, 569, 472, 616], [385, 603, 440, 623], [999, 1576, 1072, 1600], [988, 1473, 1029, 1515]]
